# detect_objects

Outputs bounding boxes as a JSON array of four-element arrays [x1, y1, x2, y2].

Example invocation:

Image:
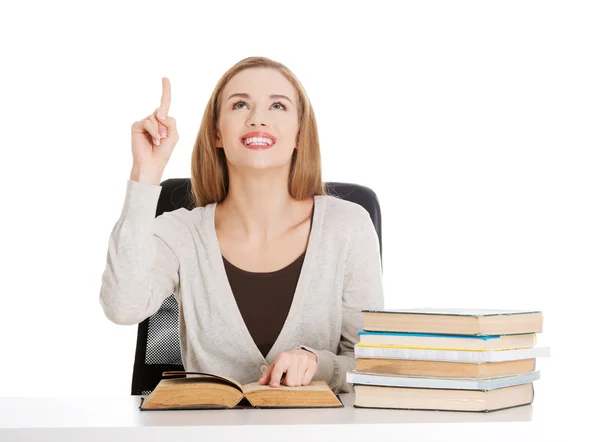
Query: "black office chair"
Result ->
[[131, 178, 382, 395]]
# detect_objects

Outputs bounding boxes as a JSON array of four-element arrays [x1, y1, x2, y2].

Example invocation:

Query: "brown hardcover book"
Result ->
[[362, 308, 543, 335], [355, 358, 536, 378], [353, 383, 534, 412], [139, 372, 343, 410]]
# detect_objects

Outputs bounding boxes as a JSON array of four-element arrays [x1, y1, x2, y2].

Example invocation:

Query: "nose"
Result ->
[[246, 108, 269, 128]]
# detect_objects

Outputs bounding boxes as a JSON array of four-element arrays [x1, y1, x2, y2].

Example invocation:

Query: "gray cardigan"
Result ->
[[100, 180, 384, 393]]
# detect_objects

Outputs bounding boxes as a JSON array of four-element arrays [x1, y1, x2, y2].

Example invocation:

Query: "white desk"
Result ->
[[0, 393, 568, 441]]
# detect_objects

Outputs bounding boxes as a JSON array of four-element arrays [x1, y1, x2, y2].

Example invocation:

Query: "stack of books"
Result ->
[[346, 308, 550, 412]]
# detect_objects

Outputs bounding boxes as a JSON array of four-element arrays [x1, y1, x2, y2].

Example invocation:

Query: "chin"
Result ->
[[227, 152, 294, 171]]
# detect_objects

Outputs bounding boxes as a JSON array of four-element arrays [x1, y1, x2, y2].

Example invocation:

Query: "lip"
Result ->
[[241, 131, 276, 142], [240, 131, 277, 150]]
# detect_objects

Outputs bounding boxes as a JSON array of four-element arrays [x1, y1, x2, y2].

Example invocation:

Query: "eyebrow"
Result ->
[[227, 92, 293, 105]]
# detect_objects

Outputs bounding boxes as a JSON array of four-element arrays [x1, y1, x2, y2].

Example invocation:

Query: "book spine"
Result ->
[[357, 343, 527, 352]]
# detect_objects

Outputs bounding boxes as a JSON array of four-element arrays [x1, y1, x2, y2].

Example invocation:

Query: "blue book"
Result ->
[[358, 331, 502, 340]]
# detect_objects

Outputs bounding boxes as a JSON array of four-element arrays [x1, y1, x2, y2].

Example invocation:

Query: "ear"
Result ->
[[215, 131, 223, 148]]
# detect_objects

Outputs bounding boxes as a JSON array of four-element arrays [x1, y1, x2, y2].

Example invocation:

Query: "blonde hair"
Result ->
[[190, 56, 325, 207]]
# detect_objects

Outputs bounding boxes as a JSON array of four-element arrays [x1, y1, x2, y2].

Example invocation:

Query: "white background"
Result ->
[[1, 0, 598, 428]]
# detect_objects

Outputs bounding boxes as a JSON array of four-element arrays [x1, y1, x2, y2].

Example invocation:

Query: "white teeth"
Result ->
[[243, 137, 274, 146]]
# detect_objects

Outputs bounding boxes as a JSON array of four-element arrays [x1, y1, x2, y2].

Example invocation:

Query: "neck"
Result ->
[[218, 164, 302, 240]]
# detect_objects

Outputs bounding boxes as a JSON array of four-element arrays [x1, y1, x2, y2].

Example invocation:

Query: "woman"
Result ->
[[100, 56, 384, 393]]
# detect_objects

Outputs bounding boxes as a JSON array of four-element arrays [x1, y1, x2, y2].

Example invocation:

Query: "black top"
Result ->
[[222, 203, 315, 358]]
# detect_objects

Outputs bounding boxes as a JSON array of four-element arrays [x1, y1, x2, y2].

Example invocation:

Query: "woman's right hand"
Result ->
[[130, 77, 179, 183]]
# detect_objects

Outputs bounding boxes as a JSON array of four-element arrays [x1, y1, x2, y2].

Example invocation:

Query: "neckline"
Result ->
[[222, 251, 305, 278], [207, 195, 324, 366]]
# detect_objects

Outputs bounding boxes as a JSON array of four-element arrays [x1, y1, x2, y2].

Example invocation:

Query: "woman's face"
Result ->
[[216, 68, 299, 172]]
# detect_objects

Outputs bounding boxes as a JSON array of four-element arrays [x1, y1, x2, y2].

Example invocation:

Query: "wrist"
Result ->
[[295, 345, 318, 363], [130, 164, 164, 185]]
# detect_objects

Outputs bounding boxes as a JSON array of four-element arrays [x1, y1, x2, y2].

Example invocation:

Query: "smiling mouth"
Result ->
[[242, 137, 275, 149]]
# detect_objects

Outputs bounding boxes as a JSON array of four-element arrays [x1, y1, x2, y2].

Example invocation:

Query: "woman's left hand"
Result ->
[[259, 349, 318, 387]]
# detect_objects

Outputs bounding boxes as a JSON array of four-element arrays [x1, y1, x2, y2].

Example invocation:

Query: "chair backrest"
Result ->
[[131, 178, 382, 395]]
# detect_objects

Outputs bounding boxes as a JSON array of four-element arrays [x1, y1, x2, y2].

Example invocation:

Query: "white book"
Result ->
[[346, 370, 540, 390], [354, 344, 551, 362]]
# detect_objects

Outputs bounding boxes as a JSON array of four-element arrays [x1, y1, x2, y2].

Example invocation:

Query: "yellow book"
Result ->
[[358, 331, 536, 351]]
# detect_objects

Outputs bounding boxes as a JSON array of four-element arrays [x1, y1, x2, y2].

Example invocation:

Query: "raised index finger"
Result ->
[[160, 77, 171, 115]]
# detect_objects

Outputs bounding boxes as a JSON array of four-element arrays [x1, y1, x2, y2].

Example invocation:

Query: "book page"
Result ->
[[242, 380, 331, 394], [162, 371, 243, 392]]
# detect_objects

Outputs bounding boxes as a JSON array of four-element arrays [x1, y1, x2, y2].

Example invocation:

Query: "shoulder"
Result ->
[[153, 204, 214, 244], [157, 204, 211, 224], [317, 194, 373, 237], [155, 206, 193, 226]]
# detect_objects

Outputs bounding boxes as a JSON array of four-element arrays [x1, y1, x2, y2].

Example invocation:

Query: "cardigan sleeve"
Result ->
[[99, 180, 181, 326], [305, 211, 385, 393]]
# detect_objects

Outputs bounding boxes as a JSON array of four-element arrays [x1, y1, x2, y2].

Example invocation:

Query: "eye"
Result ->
[[231, 100, 287, 111], [232, 100, 248, 109], [271, 101, 287, 111]]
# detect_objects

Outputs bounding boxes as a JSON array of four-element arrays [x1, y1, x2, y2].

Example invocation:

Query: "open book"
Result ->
[[139, 371, 343, 410]]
